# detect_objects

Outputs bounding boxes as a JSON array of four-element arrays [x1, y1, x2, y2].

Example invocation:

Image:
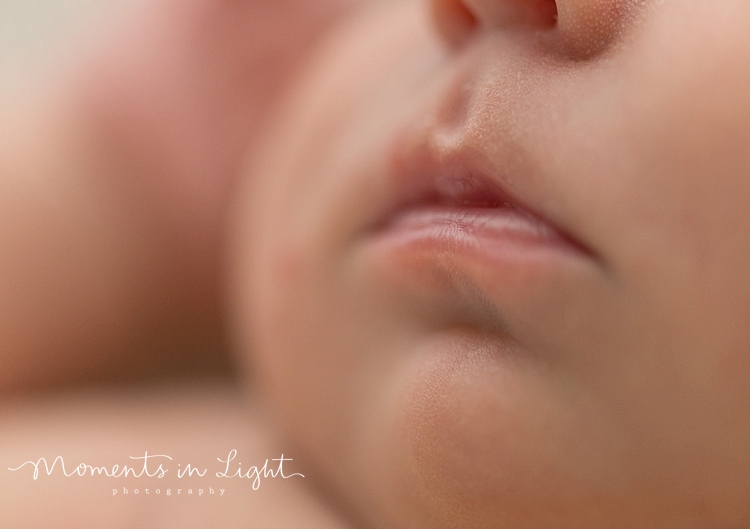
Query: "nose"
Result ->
[[430, 0, 633, 58]]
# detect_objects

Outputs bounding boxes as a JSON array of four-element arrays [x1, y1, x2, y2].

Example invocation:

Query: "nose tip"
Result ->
[[430, 0, 632, 58]]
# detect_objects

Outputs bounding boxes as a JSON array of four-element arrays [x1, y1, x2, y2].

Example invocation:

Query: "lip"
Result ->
[[356, 133, 597, 319], [368, 128, 594, 263], [378, 204, 578, 256]]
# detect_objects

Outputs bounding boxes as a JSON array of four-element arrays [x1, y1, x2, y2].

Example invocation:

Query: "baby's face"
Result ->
[[233, 1, 750, 527]]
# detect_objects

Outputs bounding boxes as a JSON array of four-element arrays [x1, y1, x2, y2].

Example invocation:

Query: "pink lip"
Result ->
[[370, 132, 593, 261], [380, 205, 574, 255]]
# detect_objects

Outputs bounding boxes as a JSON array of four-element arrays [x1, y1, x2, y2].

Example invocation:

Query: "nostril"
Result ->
[[466, 0, 559, 30], [432, 0, 633, 60], [431, 1, 561, 48], [529, 0, 559, 28], [431, 0, 479, 48]]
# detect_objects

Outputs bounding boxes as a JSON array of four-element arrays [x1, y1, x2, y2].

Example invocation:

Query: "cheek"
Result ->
[[545, 0, 750, 497], [246, 240, 340, 424], [233, 0, 447, 438]]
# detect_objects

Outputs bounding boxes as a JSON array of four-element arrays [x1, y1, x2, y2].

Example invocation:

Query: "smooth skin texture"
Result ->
[[233, 0, 750, 527]]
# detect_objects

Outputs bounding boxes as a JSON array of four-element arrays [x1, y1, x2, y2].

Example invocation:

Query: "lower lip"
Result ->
[[371, 205, 585, 261]]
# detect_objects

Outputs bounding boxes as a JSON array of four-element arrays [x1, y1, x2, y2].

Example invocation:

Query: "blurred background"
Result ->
[[1, 0, 116, 98], [1, 0, 243, 395]]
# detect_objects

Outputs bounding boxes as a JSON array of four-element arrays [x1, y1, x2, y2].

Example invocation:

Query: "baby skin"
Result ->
[[4, 0, 750, 528], [232, 0, 750, 528]]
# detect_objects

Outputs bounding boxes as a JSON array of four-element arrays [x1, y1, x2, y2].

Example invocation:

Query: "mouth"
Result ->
[[369, 135, 593, 264], [374, 170, 588, 258], [353, 126, 599, 317]]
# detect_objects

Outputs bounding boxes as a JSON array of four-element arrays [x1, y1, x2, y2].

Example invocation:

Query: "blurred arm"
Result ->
[[0, 383, 351, 528], [0, 0, 360, 395]]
